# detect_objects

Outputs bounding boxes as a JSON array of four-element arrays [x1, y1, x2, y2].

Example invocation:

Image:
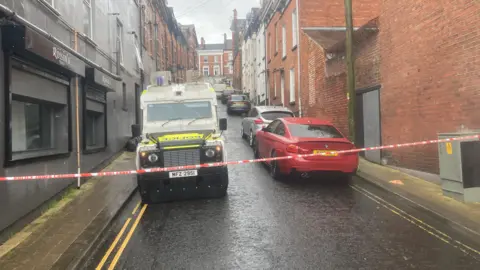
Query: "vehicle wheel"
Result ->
[[269, 151, 283, 180], [253, 138, 260, 158], [213, 168, 229, 198], [241, 126, 247, 139], [249, 131, 255, 147]]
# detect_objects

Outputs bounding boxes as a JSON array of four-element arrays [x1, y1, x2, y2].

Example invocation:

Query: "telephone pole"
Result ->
[[344, 0, 356, 143]]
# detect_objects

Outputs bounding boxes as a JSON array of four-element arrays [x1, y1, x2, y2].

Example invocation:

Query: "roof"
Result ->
[[198, 44, 225, 51], [281, 117, 333, 125]]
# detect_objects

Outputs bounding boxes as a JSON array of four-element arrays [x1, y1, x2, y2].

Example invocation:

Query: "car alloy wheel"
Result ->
[[249, 131, 254, 147]]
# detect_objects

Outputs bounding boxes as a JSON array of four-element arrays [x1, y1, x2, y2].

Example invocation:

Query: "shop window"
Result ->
[[85, 110, 105, 149], [9, 61, 69, 162], [11, 99, 68, 161]]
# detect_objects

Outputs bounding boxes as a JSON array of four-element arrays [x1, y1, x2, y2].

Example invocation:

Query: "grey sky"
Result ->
[[169, 0, 260, 44]]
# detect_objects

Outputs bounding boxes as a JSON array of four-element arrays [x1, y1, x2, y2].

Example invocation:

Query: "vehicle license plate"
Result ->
[[169, 170, 198, 178], [313, 150, 338, 156]]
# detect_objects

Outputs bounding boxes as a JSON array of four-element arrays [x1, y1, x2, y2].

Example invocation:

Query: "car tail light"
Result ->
[[254, 118, 264, 124], [286, 144, 310, 154]]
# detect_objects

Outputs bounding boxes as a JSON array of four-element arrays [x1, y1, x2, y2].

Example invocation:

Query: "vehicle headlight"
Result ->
[[205, 148, 216, 158], [148, 153, 159, 163]]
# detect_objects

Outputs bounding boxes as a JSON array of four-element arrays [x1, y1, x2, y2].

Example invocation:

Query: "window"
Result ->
[[260, 111, 294, 120], [288, 124, 344, 138], [117, 20, 124, 65], [229, 53, 233, 61], [274, 74, 277, 97], [146, 101, 212, 122], [10, 62, 69, 161], [122, 83, 128, 111], [203, 66, 209, 76], [83, 0, 93, 38], [280, 71, 285, 104], [282, 25, 286, 57], [289, 68, 295, 102], [292, 9, 298, 47], [266, 120, 281, 133], [273, 122, 286, 136], [214, 66, 220, 75], [84, 99, 106, 150], [231, 95, 247, 101], [274, 23, 278, 53], [215, 56, 219, 63], [203, 56, 208, 63]]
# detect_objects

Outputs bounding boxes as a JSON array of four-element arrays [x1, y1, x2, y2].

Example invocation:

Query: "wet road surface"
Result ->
[[83, 105, 480, 270]]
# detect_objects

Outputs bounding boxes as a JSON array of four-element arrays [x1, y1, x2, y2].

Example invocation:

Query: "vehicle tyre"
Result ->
[[253, 138, 260, 158], [249, 131, 255, 148], [339, 173, 353, 185], [241, 126, 247, 139], [213, 168, 229, 198], [269, 151, 283, 181]]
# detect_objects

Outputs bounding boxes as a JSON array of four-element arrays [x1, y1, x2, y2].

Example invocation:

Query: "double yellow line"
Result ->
[[96, 202, 148, 270]]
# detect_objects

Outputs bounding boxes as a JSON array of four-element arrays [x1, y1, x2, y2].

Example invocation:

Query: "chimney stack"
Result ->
[[224, 33, 227, 43], [201, 37, 205, 49]]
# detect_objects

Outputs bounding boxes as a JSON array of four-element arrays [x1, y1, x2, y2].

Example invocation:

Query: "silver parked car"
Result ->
[[241, 106, 294, 147]]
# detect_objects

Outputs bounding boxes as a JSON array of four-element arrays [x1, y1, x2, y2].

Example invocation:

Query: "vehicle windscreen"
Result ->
[[288, 124, 344, 138], [261, 111, 294, 120], [231, 95, 248, 101], [146, 101, 212, 122], [223, 90, 234, 95]]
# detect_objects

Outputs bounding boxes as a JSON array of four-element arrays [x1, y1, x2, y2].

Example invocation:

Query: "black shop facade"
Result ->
[[1, 23, 116, 169]]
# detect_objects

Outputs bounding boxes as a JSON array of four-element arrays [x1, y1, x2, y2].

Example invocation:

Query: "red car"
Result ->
[[253, 117, 358, 181]]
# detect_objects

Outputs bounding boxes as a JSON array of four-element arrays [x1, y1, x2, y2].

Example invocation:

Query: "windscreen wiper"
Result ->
[[187, 117, 210, 125], [162, 118, 182, 127]]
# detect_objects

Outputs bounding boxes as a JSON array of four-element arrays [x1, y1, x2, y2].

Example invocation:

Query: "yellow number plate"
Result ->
[[313, 150, 338, 156]]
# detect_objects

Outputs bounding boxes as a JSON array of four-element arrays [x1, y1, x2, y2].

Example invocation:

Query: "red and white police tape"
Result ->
[[0, 134, 478, 181]]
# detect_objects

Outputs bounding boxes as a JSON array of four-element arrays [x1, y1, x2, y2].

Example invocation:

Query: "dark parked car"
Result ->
[[221, 89, 235, 104], [227, 95, 251, 115]]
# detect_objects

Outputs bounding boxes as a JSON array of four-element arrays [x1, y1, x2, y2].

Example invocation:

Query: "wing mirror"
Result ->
[[261, 127, 268, 132], [219, 118, 227, 130]]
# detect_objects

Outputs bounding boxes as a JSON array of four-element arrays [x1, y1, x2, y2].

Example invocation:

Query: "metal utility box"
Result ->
[[438, 131, 480, 202]]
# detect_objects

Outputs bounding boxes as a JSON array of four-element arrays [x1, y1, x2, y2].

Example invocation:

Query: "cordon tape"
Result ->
[[1, 135, 478, 181]]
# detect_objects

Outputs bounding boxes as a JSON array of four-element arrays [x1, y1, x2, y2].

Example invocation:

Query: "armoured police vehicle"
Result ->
[[135, 74, 228, 203]]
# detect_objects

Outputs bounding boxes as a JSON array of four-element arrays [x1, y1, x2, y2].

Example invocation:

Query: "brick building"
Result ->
[[263, 0, 378, 116], [197, 34, 233, 77], [302, 0, 480, 174]]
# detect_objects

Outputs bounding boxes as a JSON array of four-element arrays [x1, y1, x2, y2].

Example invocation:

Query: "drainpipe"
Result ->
[[0, 4, 121, 80], [296, 0, 302, 116]]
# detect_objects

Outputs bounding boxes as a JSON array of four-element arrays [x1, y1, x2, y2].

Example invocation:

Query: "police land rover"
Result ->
[[135, 73, 228, 203]]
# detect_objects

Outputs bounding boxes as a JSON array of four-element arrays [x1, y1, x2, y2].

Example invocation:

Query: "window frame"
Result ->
[[282, 24, 286, 58], [292, 9, 298, 47], [83, 0, 93, 39], [83, 87, 108, 153], [289, 68, 295, 102], [280, 71, 285, 105], [6, 58, 71, 164], [116, 19, 124, 66], [203, 66, 209, 76]]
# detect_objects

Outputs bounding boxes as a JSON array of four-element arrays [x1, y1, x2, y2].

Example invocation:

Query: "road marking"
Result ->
[[96, 218, 132, 270], [108, 204, 148, 270], [351, 184, 480, 260], [131, 201, 141, 215]]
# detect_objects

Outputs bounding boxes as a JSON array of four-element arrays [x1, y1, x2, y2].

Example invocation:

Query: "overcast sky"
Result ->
[[169, 0, 261, 44]]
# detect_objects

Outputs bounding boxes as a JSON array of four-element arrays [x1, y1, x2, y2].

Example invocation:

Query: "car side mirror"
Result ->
[[131, 124, 141, 137], [219, 118, 227, 131], [261, 127, 268, 132]]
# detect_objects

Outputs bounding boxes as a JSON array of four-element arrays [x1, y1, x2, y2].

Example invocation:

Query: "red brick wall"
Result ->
[[299, 0, 379, 27], [379, 0, 480, 173]]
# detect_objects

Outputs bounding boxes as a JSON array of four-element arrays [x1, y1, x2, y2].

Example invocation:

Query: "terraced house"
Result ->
[[0, 0, 198, 234]]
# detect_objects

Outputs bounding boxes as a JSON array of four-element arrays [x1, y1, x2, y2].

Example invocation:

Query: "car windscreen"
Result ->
[[146, 101, 212, 122], [261, 111, 294, 120], [223, 90, 234, 95], [287, 124, 344, 138], [231, 95, 247, 101]]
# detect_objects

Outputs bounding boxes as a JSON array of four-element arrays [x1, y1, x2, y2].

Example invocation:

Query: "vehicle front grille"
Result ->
[[163, 149, 201, 167]]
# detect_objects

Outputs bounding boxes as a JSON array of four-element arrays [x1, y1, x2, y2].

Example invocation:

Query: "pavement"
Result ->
[[0, 152, 137, 270], [1, 104, 480, 269]]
